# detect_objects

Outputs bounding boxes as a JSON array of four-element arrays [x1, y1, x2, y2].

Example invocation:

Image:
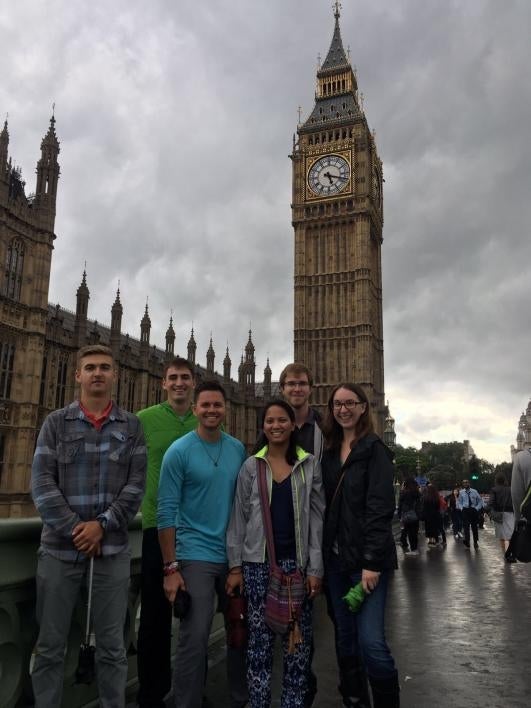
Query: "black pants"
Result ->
[[462, 508, 479, 546], [404, 521, 419, 551], [137, 528, 172, 708]]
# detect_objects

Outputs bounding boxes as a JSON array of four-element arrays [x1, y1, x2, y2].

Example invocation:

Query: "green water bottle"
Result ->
[[342, 581, 366, 613]]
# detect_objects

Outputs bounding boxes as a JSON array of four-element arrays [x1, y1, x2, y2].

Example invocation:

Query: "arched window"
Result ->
[[0, 341, 15, 399], [55, 355, 69, 409], [4, 239, 24, 300]]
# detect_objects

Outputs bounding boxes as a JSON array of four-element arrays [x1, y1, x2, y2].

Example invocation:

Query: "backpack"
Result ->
[[508, 482, 531, 563]]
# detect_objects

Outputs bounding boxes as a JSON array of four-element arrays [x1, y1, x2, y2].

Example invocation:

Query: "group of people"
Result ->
[[398, 474, 518, 561], [30, 346, 400, 708]]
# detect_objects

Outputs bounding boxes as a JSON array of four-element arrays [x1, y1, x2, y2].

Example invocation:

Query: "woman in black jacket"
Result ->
[[322, 383, 399, 708]]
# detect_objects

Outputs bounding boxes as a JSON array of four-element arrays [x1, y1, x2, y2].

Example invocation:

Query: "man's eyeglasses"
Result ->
[[284, 380, 310, 388], [332, 400, 365, 410]]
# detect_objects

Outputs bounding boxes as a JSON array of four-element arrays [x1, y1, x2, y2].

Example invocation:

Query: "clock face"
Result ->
[[307, 154, 351, 197]]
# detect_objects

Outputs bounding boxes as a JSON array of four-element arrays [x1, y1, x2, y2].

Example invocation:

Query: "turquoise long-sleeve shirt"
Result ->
[[157, 430, 246, 563]]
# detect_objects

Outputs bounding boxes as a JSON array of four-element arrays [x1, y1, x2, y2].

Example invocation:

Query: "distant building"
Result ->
[[511, 398, 531, 460], [383, 401, 396, 448]]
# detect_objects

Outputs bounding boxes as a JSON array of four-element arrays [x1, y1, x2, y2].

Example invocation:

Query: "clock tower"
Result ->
[[290, 4, 385, 431]]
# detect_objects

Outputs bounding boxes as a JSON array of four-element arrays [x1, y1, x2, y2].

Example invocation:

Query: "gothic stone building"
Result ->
[[0, 7, 387, 517], [511, 399, 531, 460], [291, 5, 386, 430], [0, 115, 273, 517]]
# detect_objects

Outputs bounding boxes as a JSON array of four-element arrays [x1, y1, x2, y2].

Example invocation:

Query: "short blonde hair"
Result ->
[[76, 344, 114, 368]]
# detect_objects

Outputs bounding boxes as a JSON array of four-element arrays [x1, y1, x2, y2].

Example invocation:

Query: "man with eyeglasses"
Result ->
[[279, 363, 324, 462], [278, 362, 323, 707]]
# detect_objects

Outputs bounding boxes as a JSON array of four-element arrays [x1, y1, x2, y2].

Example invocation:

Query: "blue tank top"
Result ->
[[270, 475, 296, 561]]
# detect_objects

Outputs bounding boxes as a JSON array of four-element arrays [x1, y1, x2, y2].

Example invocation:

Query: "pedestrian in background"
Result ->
[[322, 383, 399, 708], [488, 473, 515, 560], [422, 484, 443, 546], [511, 447, 531, 522], [398, 478, 421, 556], [457, 479, 483, 550], [447, 487, 463, 539]]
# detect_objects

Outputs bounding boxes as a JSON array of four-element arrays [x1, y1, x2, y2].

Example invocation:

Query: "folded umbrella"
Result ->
[[75, 556, 96, 685]]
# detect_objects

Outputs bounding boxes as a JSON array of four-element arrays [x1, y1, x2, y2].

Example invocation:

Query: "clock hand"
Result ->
[[323, 171, 349, 183]]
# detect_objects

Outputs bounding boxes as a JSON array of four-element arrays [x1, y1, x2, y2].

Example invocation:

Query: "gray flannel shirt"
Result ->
[[31, 400, 147, 561]]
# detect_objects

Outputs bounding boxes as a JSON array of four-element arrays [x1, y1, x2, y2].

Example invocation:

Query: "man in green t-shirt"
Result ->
[[136, 357, 196, 708]]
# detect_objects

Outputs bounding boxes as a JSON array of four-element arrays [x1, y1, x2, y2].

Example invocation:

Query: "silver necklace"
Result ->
[[198, 435, 224, 467]]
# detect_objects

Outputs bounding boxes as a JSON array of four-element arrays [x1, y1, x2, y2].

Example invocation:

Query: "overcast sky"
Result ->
[[1, 0, 530, 463]]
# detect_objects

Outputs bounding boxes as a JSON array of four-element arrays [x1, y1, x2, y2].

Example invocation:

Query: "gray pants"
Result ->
[[174, 560, 248, 708], [32, 549, 131, 708]]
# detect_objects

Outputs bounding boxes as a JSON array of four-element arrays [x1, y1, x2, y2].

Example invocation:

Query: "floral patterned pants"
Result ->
[[243, 560, 313, 708]]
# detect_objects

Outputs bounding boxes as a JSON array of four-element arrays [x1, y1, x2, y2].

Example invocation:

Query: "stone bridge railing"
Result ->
[[0, 516, 224, 708]]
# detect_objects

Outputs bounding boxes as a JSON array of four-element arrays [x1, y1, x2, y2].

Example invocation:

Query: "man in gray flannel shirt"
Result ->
[[31, 344, 146, 708]]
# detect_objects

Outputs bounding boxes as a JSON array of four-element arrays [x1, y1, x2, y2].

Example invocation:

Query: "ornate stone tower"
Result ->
[[290, 4, 385, 431], [0, 115, 60, 515]]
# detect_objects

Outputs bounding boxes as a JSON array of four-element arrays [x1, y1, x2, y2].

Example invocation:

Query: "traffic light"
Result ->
[[471, 474, 479, 480]]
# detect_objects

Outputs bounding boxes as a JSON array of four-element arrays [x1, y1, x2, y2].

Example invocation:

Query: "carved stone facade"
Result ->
[[511, 399, 531, 460], [290, 7, 386, 431], [0, 119, 274, 518]]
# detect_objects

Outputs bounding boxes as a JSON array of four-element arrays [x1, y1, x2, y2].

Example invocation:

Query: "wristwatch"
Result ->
[[97, 515, 108, 531]]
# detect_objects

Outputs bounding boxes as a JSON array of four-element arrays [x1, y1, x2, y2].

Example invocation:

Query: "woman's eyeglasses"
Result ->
[[332, 400, 365, 410]]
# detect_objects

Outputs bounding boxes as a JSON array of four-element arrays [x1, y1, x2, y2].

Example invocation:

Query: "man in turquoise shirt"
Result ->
[[158, 380, 248, 708], [137, 357, 196, 708]]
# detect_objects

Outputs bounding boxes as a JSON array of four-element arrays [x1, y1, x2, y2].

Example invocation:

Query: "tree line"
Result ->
[[392, 441, 512, 494]]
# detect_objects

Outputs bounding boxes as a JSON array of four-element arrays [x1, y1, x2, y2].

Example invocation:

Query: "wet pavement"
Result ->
[[134, 522, 531, 707]]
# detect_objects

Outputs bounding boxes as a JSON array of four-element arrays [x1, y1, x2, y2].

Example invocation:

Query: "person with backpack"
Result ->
[[511, 448, 531, 524]]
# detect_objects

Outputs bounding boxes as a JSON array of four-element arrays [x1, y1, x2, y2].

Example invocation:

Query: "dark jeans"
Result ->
[[403, 521, 419, 551], [462, 508, 479, 545], [326, 554, 397, 681], [137, 528, 172, 707], [451, 509, 463, 536]]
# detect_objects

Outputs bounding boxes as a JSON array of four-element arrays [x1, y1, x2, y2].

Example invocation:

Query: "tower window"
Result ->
[[55, 355, 68, 409], [0, 432, 5, 485], [4, 238, 25, 301], [39, 352, 48, 406], [0, 341, 15, 399]]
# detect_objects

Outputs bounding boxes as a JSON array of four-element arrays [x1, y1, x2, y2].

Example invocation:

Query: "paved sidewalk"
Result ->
[[133, 522, 531, 707]]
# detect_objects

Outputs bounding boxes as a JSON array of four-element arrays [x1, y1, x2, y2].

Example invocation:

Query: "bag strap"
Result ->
[[257, 458, 279, 570], [331, 469, 346, 509]]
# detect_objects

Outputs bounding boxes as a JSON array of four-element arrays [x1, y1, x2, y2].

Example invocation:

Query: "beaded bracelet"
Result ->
[[163, 566, 180, 577], [163, 560, 180, 576]]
